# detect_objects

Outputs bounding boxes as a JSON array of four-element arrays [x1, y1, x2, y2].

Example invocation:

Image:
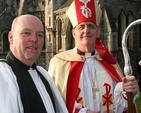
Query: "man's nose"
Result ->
[[84, 25, 90, 31], [30, 34, 38, 42]]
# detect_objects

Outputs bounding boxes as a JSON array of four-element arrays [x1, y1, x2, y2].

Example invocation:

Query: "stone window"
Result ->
[[118, 11, 126, 48], [49, 16, 51, 27], [126, 12, 133, 49], [1, 30, 9, 53], [57, 19, 62, 51], [49, 34, 51, 42]]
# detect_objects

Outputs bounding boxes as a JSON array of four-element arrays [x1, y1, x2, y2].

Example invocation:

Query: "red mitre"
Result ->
[[67, 0, 102, 27]]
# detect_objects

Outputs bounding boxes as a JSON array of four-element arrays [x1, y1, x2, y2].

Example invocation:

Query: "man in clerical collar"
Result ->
[[0, 14, 68, 113], [48, 0, 139, 113]]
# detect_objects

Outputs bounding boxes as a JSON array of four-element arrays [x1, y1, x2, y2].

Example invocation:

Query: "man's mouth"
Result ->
[[27, 46, 37, 50]]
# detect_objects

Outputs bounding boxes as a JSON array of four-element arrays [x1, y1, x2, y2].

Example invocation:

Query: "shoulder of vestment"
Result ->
[[54, 49, 85, 62]]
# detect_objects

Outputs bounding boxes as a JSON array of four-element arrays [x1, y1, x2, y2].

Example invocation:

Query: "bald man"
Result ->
[[0, 14, 68, 113]]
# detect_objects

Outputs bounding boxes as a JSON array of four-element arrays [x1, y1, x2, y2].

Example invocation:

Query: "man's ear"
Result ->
[[96, 28, 101, 37], [8, 31, 13, 44], [72, 29, 76, 39]]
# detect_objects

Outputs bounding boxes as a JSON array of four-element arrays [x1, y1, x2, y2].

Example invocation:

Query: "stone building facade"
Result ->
[[0, 0, 141, 77]]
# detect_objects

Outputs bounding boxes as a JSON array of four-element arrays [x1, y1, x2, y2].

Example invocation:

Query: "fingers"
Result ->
[[122, 75, 139, 94]]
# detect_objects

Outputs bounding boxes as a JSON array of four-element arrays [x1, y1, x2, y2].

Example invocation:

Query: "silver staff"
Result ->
[[122, 19, 141, 113], [122, 19, 141, 76]]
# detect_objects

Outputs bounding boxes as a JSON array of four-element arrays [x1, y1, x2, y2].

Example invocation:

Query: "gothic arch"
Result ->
[[55, 15, 73, 52], [56, 16, 64, 24], [126, 12, 133, 49], [66, 20, 74, 49], [56, 17, 63, 52], [1, 30, 9, 53], [118, 11, 126, 48]]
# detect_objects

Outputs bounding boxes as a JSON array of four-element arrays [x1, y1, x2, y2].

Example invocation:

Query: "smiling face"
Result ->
[[72, 22, 100, 52], [8, 15, 44, 66]]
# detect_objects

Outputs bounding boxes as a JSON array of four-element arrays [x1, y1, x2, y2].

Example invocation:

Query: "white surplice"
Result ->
[[0, 62, 68, 113]]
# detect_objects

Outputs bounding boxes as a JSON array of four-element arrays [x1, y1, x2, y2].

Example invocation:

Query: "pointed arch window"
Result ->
[[126, 12, 133, 48], [57, 19, 62, 51], [118, 11, 126, 48], [2, 30, 9, 52], [49, 16, 51, 27]]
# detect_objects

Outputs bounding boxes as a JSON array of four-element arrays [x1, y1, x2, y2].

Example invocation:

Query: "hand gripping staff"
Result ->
[[122, 19, 141, 113]]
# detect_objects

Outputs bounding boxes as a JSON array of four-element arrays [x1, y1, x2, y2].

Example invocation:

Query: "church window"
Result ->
[[2, 30, 9, 53], [118, 11, 126, 48], [57, 19, 62, 51], [49, 34, 51, 42], [49, 16, 51, 27], [126, 12, 133, 49]]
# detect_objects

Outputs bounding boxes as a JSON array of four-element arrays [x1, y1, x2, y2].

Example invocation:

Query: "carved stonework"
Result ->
[[7, 0, 17, 16], [0, 0, 7, 16], [28, 0, 38, 8]]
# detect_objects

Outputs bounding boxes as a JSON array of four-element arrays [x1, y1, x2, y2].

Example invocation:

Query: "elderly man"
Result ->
[[48, 0, 139, 113]]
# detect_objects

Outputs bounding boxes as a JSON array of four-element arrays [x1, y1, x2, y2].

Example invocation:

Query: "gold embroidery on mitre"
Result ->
[[80, 0, 92, 18]]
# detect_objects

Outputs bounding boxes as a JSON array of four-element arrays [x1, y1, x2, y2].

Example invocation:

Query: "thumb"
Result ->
[[122, 77, 127, 84]]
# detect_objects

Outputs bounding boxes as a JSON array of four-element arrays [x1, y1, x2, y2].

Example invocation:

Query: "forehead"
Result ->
[[14, 16, 44, 31], [76, 22, 96, 26]]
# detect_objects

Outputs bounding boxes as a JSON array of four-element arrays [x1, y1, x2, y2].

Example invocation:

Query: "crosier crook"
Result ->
[[122, 19, 141, 113]]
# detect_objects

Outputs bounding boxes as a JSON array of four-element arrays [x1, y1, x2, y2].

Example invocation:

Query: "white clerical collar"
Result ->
[[73, 47, 98, 57]]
